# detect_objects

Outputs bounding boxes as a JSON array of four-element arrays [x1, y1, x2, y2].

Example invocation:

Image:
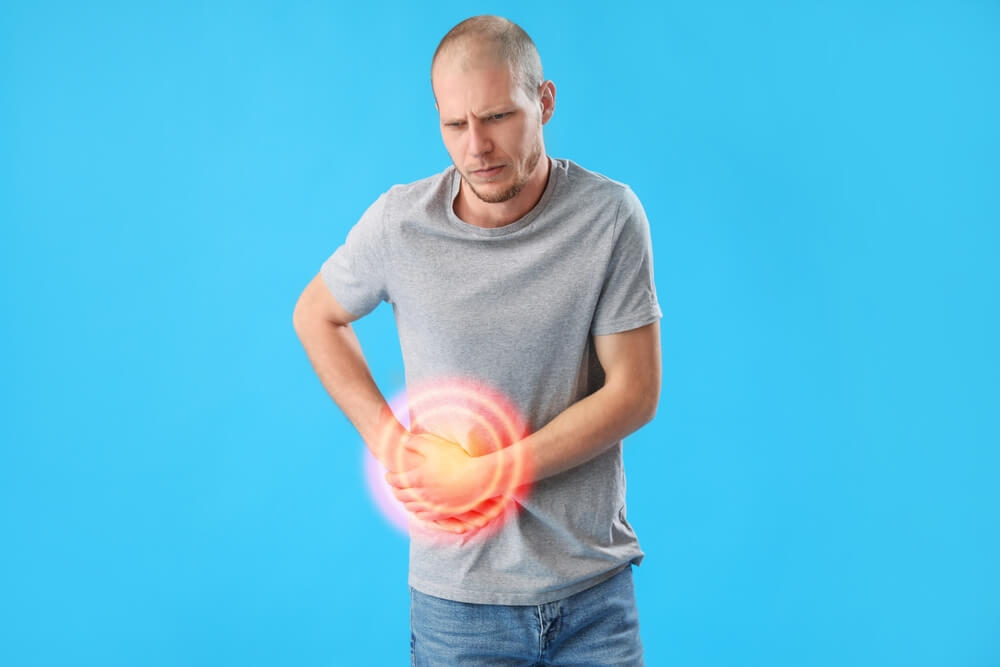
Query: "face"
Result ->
[[432, 53, 551, 204]]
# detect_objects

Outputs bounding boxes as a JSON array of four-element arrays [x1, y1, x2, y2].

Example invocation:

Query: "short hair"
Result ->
[[431, 15, 544, 100]]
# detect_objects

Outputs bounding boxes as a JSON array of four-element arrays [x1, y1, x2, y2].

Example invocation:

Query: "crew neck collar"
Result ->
[[445, 158, 560, 237]]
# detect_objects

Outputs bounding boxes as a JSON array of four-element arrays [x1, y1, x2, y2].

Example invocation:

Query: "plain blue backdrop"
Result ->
[[2, 1, 998, 665]]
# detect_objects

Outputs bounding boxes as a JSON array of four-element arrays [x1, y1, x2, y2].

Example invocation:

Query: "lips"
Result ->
[[472, 165, 504, 179]]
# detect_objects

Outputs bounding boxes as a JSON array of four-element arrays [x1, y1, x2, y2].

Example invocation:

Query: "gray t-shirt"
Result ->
[[321, 157, 662, 605]]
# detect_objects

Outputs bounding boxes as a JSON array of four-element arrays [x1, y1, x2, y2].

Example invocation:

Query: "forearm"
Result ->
[[293, 317, 406, 463], [482, 380, 657, 486]]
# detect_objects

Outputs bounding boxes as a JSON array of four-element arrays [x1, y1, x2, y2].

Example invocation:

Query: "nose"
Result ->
[[467, 120, 492, 158]]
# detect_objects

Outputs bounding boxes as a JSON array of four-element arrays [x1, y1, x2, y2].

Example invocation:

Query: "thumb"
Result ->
[[383, 433, 422, 473], [402, 432, 424, 453]]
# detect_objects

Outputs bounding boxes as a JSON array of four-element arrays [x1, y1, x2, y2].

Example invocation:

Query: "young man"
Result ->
[[293, 15, 661, 666]]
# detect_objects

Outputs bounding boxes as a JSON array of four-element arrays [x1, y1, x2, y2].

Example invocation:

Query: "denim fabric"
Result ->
[[410, 564, 644, 666]]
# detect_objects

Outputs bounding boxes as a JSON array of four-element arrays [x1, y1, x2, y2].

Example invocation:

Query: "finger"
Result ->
[[405, 498, 460, 517], [396, 492, 459, 516], [448, 508, 492, 529], [385, 469, 422, 489], [408, 488, 504, 525], [469, 495, 506, 515], [406, 498, 471, 519], [408, 432, 464, 454], [408, 495, 478, 518], [404, 499, 438, 513], [411, 507, 454, 521], [408, 513, 467, 534], [434, 496, 504, 522], [429, 517, 472, 534], [415, 504, 492, 528], [382, 445, 425, 474], [401, 432, 429, 456], [391, 486, 429, 504]]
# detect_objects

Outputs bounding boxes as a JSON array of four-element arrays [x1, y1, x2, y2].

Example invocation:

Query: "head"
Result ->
[[430, 16, 555, 205]]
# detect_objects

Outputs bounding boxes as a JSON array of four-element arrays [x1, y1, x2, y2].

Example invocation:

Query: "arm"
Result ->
[[295, 273, 487, 533], [498, 319, 661, 482], [292, 272, 410, 468], [387, 320, 661, 517]]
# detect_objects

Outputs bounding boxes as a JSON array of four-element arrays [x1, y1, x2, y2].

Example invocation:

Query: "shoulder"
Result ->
[[553, 158, 644, 218], [379, 165, 455, 213], [556, 159, 638, 203]]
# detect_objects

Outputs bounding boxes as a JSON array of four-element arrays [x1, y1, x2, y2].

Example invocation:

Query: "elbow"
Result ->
[[292, 306, 318, 335], [292, 298, 318, 332], [606, 376, 659, 427], [646, 399, 658, 424], [610, 381, 658, 428], [635, 380, 660, 426], [641, 368, 662, 425], [639, 392, 658, 426], [292, 294, 307, 331], [292, 306, 306, 333]]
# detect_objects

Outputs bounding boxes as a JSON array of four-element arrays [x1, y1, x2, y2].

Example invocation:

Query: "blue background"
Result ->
[[2, 1, 998, 665]]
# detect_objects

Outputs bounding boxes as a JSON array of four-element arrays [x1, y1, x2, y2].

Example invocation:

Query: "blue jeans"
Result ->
[[409, 564, 644, 666]]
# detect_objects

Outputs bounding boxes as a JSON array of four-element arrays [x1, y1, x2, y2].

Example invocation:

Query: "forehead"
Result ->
[[432, 52, 524, 116]]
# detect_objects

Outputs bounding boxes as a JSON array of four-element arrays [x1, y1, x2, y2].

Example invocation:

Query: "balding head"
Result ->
[[431, 15, 544, 101]]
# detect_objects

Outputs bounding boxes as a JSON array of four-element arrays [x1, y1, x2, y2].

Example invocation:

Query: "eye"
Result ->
[[489, 113, 508, 121]]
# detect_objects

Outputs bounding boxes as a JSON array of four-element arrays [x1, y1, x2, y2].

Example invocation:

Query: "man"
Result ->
[[293, 15, 661, 666]]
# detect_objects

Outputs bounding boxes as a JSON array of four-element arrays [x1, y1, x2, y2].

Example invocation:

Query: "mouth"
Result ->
[[471, 165, 505, 179]]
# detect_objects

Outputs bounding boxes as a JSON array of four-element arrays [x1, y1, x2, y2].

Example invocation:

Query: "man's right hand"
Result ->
[[382, 430, 480, 474], [380, 433, 426, 474], [428, 496, 507, 534], [385, 431, 509, 535]]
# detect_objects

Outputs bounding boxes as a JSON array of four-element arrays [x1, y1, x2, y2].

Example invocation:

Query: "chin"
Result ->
[[481, 179, 514, 193]]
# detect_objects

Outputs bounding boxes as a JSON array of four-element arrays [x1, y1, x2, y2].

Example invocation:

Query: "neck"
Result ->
[[456, 156, 552, 228]]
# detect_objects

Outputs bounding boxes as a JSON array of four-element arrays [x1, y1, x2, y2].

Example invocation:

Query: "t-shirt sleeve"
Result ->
[[590, 187, 663, 336], [319, 192, 391, 318]]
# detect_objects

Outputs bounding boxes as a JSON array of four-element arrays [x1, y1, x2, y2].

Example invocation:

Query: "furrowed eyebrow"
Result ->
[[441, 108, 514, 124], [476, 108, 513, 119]]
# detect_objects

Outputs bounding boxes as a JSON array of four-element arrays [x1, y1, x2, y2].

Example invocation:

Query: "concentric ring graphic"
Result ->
[[363, 377, 532, 544]]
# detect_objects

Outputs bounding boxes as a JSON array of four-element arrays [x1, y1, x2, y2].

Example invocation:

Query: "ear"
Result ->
[[539, 80, 556, 125]]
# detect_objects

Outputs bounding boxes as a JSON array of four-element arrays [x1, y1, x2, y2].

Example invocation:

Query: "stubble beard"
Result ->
[[464, 140, 543, 204]]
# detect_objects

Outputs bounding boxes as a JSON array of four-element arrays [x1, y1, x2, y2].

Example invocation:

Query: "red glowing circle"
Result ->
[[367, 378, 532, 543]]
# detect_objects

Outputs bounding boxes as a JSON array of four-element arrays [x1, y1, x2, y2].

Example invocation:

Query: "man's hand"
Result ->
[[385, 432, 497, 521], [380, 437, 426, 475], [425, 496, 507, 534]]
